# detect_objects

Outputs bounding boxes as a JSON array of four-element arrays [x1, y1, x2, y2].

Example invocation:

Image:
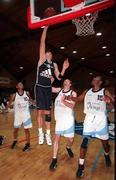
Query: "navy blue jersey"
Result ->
[[36, 60, 55, 87]]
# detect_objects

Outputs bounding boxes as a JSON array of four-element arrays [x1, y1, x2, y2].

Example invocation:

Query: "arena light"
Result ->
[[19, 66, 24, 70], [72, 50, 77, 54], [106, 53, 110, 57], [102, 46, 107, 49], [109, 70, 114, 74], [60, 46, 65, 49], [89, 72, 93, 75], [96, 32, 102, 36], [81, 57, 85, 60]]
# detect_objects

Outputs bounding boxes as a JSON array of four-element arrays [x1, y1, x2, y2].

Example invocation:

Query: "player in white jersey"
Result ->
[[68, 76, 114, 178], [49, 79, 77, 170], [6, 82, 35, 151]]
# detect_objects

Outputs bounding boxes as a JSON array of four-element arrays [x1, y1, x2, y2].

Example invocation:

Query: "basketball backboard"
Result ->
[[27, 0, 115, 29]]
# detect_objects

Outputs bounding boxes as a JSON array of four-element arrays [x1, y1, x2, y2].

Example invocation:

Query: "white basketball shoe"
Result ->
[[38, 133, 44, 145], [45, 134, 52, 146]]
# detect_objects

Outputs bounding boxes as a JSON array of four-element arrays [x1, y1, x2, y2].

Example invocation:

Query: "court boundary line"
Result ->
[[86, 146, 103, 180]]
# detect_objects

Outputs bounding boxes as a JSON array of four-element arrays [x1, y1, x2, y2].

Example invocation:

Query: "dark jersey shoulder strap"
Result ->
[[57, 89, 62, 96], [70, 90, 73, 95]]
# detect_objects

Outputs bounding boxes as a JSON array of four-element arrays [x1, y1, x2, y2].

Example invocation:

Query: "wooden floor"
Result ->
[[0, 104, 114, 180]]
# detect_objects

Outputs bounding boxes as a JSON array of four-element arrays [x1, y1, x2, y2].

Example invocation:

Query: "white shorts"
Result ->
[[83, 113, 109, 140], [14, 112, 32, 129], [55, 115, 74, 138]]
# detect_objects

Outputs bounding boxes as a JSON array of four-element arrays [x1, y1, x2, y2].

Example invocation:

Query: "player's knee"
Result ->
[[24, 128, 29, 132], [102, 141, 110, 151], [45, 114, 51, 122], [37, 110, 43, 117], [105, 144, 110, 151], [68, 138, 73, 143], [54, 134, 60, 142], [81, 137, 89, 149], [14, 128, 19, 132]]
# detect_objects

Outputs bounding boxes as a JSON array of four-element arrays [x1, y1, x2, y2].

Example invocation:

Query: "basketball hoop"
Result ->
[[72, 12, 98, 36]]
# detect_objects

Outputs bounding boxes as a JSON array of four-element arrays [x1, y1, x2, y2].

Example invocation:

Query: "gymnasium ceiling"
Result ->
[[0, 0, 115, 80]]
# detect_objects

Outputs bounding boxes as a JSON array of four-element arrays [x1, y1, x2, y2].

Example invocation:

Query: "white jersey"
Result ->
[[14, 91, 30, 114], [84, 88, 106, 115], [54, 89, 75, 137], [54, 89, 74, 120]]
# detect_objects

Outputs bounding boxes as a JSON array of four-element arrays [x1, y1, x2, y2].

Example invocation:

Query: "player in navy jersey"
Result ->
[[35, 26, 69, 145]]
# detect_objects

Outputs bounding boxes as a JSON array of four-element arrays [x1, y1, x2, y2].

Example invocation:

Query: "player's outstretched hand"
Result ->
[[102, 95, 111, 103], [44, 26, 48, 29], [63, 58, 70, 70]]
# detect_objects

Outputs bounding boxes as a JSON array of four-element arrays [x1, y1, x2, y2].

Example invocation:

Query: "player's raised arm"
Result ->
[[61, 58, 70, 76], [39, 26, 48, 65], [53, 63, 61, 80], [103, 89, 115, 104], [54, 58, 70, 80]]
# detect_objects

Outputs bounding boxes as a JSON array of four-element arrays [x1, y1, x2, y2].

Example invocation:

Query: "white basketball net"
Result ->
[[72, 12, 98, 36]]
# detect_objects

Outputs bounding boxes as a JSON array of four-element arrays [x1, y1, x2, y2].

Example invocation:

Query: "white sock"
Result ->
[[104, 151, 109, 155], [38, 128, 43, 135], [53, 157, 57, 159], [46, 129, 50, 135], [66, 146, 71, 149], [79, 158, 85, 165]]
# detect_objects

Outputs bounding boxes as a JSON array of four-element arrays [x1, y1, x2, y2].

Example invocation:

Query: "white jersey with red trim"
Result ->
[[54, 89, 74, 120], [54, 89, 75, 137]]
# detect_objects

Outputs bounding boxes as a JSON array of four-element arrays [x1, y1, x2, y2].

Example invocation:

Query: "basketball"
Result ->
[[43, 7, 56, 18]]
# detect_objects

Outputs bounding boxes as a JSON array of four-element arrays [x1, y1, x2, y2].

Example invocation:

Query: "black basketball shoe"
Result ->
[[22, 143, 30, 152], [104, 154, 112, 167], [76, 164, 84, 178], [0, 136, 6, 145], [49, 158, 57, 170], [11, 140, 17, 149], [66, 146, 74, 158]]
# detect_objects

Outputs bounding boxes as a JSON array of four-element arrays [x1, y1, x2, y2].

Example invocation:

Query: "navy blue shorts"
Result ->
[[35, 84, 52, 110]]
